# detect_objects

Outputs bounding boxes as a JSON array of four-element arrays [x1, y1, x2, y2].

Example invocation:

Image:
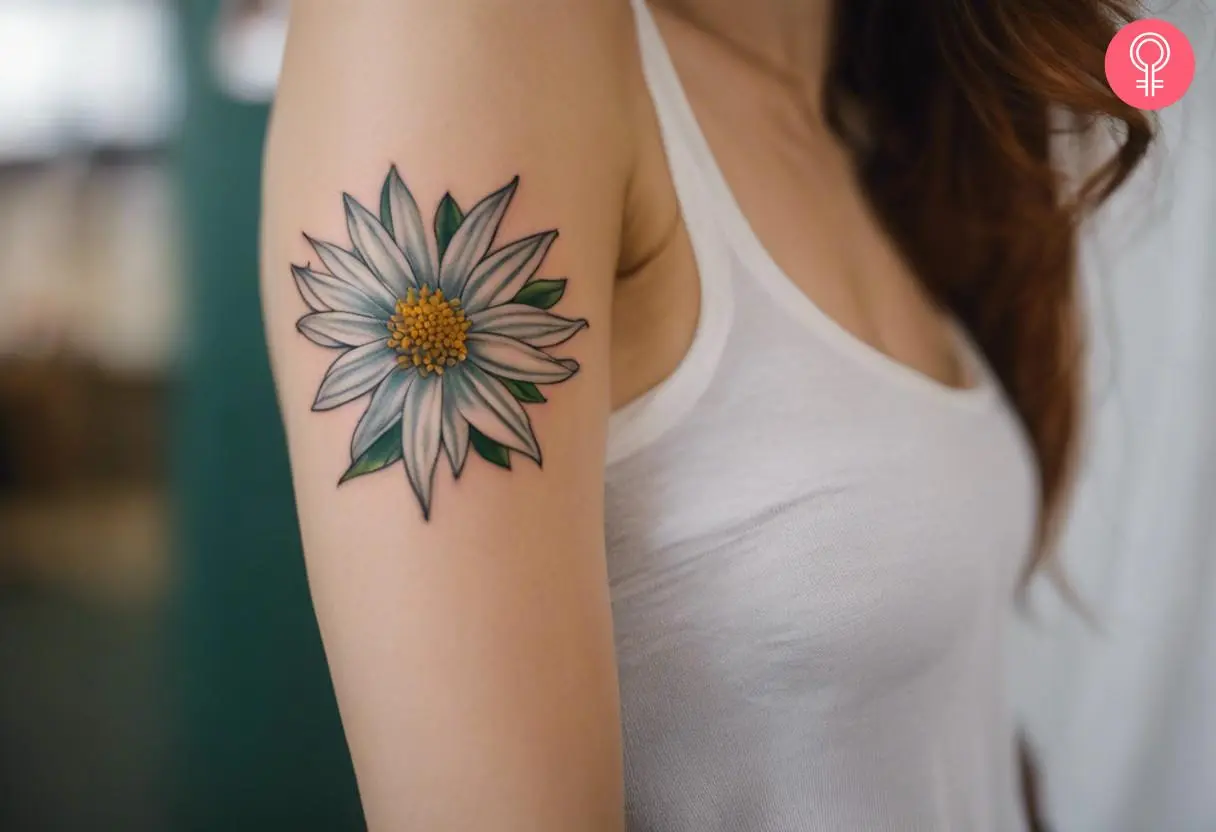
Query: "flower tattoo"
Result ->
[[292, 168, 587, 520]]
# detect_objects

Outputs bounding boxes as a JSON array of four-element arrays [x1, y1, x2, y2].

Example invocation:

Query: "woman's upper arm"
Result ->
[[260, 3, 635, 828]]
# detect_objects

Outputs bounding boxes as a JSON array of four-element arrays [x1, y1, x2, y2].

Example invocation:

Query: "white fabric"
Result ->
[[1010, 4, 1216, 830], [604, 4, 1039, 829]]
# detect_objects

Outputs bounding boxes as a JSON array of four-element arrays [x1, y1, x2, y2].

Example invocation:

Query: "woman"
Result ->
[[260, 0, 1149, 828]]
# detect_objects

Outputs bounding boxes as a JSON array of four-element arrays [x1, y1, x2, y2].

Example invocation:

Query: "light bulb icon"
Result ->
[[1130, 31, 1170, 97]]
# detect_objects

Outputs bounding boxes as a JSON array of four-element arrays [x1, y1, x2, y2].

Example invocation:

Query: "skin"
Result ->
[[624, 0, 971, 407], [261, 1, 973, 828]]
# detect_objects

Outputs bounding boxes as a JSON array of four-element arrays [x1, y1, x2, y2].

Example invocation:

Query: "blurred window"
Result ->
[[0, 0, 181, 161]]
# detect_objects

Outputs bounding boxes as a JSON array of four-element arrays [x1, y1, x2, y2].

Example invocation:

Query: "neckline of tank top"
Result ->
[[628, 0, 999, 411]]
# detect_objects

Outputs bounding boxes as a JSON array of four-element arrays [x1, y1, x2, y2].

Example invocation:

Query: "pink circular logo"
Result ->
[[1106, 19, 1195, 110]]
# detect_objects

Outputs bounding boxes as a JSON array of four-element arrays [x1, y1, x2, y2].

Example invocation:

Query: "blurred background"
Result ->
[[0, 1, 360, 829], [0, 1, 1209, 831]]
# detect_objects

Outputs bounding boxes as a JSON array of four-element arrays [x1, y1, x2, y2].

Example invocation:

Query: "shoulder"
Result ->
[[284, 1, 640, 103], [280, 1, 644, 194]]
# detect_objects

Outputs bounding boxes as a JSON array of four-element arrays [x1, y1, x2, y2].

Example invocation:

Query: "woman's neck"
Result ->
[[649, 0, 833, 111]]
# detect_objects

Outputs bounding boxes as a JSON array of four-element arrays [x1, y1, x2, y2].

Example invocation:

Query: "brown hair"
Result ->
[[825, 0, 1154, 571]]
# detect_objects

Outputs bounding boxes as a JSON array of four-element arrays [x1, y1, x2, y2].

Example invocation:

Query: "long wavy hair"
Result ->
[[824, 0, 1154, 571]]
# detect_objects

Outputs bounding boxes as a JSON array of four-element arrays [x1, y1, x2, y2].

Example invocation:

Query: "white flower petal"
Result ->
[[344, 194, 416, 297], [292, 265, 388, 318], [441, 398, 470, 477], [449, 363, 540, 463], [385, 167, 435, 287], [460, 230, 557, 312], [439, 177, 517, 298], [313, 341, 398, 411], [401, 372, 445, 519], [351, 367, 413, 459], [298, 311, 390, 348], [468, 304, 587, 348], [307, 236, 398, 315], [293, 265, 328, 311], [466, 332, 579, 384]]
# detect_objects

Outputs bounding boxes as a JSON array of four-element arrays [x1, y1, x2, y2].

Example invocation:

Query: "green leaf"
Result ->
[[512, 279, 567, 310], [434, 194, 464, 261], [468, 425, 511, 469], [379, 169, 396, 237], [500, 378, 546, 404], [339, 427, 403, 484]]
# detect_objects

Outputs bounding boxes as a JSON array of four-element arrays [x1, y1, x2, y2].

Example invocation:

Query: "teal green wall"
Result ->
[[171, 2, 363, 828]]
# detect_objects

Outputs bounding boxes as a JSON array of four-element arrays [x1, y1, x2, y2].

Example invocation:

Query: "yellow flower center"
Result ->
[[386, 286, 470, 376]]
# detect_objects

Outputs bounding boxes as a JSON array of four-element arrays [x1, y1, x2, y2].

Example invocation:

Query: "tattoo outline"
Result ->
[[293, 168, 587, 520]]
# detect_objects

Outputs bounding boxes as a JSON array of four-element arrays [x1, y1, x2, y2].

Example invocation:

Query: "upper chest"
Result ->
[[613, 9, 970, 411]]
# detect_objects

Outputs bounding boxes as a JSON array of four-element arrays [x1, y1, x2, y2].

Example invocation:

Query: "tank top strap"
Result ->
[[608, 0, 737, 464], [630, 1, 725, 209]]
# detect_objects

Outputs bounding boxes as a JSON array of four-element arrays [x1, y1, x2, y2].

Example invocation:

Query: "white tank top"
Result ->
[[604, 4, 1040, 830]]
